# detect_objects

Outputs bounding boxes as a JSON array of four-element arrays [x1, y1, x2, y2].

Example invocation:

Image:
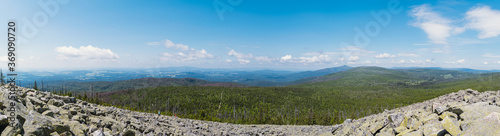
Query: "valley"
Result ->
[[38, 66, 500, 126]]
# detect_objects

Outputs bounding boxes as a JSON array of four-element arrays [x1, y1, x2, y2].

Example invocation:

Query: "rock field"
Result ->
[[0, 84, 498, 136], [329, 89, 500, 136]]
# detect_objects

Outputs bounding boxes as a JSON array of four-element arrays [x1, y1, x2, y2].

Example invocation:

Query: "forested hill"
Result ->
[[47, 78, 243, 93], [292, 66, 484, 87]]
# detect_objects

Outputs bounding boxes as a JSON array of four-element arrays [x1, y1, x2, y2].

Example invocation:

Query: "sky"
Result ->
[[1, 0, 500, 71]]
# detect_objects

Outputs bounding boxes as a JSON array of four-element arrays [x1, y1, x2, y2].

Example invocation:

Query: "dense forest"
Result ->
[[78, 72, 500, 125]]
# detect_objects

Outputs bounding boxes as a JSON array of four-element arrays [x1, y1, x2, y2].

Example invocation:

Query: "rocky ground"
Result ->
[[330, 89, 500, 136], [0, 84, 498, 136]]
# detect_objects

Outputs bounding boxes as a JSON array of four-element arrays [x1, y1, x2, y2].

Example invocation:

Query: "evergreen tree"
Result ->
[[41, 80, 44, 92], [0, 69, 4, 84], [33, 81, 38, 90]]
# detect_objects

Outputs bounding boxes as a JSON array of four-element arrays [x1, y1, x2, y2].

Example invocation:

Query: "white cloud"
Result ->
[[338, 57, 346, 62], [303, 52, 345, 56], [147, 42, 160, 46], [165, 39, 189, 51], [445, 59, 465, 64], [237, 59, 251, 64], [55, 45, 119, 61], [348, 56, 360, 61], [484, 62, 489, 65], [161, 49, 213, 62], [375, 53, 395, 59], [161, 40, 214, 62], [298, 55, 332, 63], [410, 4, 463, 44], [29, 56, 41, 61], [339, 46, 375, 55], [340, 46, 363, 51], [0, 56, 7, 63], [391, 59, 427, 64], [497, 61, 500, 64], [227, 49, 253, 59], [280, 55, 292, 62], [413, 43, 431, 45], [397, 53, 419, 57], [225, 59, 233, 62], [483, 54, 500, 58], [465, 5, 500, 39], [254, 56, 274, 63], [430, 45, 451, 54]]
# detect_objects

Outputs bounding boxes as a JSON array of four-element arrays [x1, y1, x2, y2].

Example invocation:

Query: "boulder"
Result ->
[[62, 96, 76, 103], [48, 99, 64, 107], [92, 129, 105, 136], [462, 112, 500, 135], [368, 119, 388, 134], [388, 113, 405, 127], [393, 126, 407, 134], [460, 102, 500, 122], [441, 116, 461, 136], [433, 103, 447, 115], [52, 123, 71, 134], [27, 96, 45, 107], [406, 117, 422, 131], [1, 123, 23, 136], [50, 132, 60, 136], [69, 107, 78, 115], [0, 115, 9, 133], [42, 110, 54, 118], [122, 129, 137, 136], [71, 115, 86, 124], [67, 121, 88, 136], [402, 129, 422, 136], [24, 124, 53, 136], [36, 105, 50, 114], [439, 112, 458, 120]]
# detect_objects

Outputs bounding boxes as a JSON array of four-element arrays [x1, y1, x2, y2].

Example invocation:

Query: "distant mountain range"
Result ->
[[14, 66, 500, 90], [295, 66, 494, 87], [40, 78, 243, 93]]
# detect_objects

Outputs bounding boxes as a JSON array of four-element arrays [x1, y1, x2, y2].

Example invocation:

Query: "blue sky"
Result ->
[[1, 0, 500, 71]]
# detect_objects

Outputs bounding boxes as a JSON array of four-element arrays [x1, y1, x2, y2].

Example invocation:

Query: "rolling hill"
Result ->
[[293, 66, 484, 87], [44, 78, 243, 93]]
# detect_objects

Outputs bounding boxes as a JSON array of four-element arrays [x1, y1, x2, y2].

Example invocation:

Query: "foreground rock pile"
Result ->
[[329, 89, 500, 136], [0, 86, 333, 136]]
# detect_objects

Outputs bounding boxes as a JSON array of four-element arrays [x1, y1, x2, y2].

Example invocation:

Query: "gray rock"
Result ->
[[62, 96, 76, 103], [388, 113, 405, 127], [122, 129, 137, 136], [52, 123, 71, 134], [462, 112, 500, 135], [441, 114, 461, 136], [433, 103, 447, 115], [42, 110, 54, 118], [48, 99, 64, 107]]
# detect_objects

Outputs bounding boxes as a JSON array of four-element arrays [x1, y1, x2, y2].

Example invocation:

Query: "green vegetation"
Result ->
[[92, 67, 500, 125], [46, 78, 242, 93]]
